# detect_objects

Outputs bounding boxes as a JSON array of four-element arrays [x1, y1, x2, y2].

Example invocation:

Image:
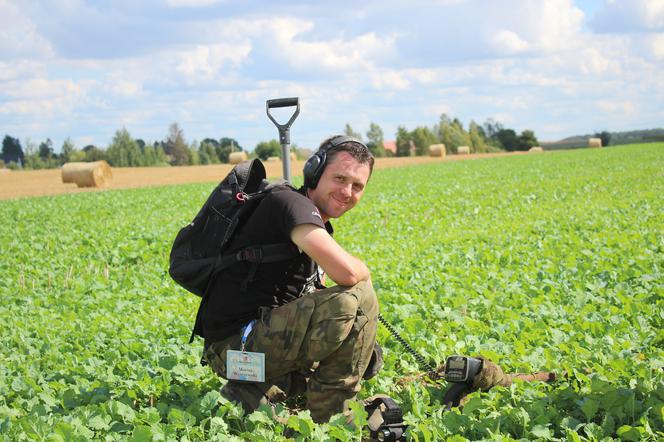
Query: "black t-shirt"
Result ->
[[200, 187, 332, 342]]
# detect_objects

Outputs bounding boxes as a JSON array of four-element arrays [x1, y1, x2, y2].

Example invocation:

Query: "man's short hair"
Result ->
[[319, 135, 375, 175]]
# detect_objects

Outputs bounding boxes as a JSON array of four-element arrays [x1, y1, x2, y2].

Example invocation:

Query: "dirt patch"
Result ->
[[0, 152, 528, 201]]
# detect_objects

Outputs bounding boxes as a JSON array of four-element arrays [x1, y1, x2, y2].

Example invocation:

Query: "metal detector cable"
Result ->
[[378, 314, 436, 373]]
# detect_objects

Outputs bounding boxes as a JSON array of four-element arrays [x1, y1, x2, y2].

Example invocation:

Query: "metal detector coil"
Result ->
[[266, 97, 300, 183]]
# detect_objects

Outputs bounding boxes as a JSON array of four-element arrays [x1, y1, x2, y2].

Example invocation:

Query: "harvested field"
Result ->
[[0, 151, 528, 200]]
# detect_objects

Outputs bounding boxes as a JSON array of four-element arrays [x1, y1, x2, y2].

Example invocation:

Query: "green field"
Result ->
[[1, 143, 662, 441]]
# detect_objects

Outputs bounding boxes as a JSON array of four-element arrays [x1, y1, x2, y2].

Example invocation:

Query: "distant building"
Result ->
[[383, 140, 397, 155]]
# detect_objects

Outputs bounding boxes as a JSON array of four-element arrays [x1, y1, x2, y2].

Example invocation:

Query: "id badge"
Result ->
[[227, 350, 265, 383]]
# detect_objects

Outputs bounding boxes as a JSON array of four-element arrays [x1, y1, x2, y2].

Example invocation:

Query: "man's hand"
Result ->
[[290, 223, 370, 286]]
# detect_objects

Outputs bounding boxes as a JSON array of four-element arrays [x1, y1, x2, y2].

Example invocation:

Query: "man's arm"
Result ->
[[291, 223, 370, 286]]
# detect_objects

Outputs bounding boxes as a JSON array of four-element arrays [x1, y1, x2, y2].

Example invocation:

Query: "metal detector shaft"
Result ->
[[266, 97, 300, 182]]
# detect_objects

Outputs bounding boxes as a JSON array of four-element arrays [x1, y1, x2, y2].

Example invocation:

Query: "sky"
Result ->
[[1, 0, 663, 152]]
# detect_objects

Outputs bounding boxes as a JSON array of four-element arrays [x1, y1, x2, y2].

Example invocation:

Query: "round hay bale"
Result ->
[[429, 144, 446, 157], [529, 146, 544, 153], [267, 156, 280, 162], [457, 145, 470, 155], [588, 138, 602, 148], [229, 151, 248, 164], [61, 161, 112, 188]]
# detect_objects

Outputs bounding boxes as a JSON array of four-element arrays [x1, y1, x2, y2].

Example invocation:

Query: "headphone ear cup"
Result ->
[[303, 151, 326, 189]]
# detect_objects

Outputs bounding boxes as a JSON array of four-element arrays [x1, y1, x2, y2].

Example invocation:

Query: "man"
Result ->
[[200, 135, 379, 423]]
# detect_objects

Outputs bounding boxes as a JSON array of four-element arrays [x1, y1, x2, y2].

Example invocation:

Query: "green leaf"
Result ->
[[530, 424, 552, 440], [88, 413, 112, 431], [616, 425, 642, 441], [580, 398, 599, 421], [128, 425, 153, 442], [167, 408, 196, 428], [108, 400, 136, 423], [199, 390, 221, 415]]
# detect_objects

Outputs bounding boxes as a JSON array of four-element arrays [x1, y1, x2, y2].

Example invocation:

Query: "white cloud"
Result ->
[[0, 0, 54, 59], [492, 30, 530, 54], [646, 33, 664, 59], [596, 99, 636, 115], [579, 47, 612, 74], [370, 70, 411, 90], [175, 42, 252, 82]]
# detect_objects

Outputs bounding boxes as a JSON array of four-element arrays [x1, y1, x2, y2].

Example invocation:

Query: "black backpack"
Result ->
[[168, 159, 299, 340]]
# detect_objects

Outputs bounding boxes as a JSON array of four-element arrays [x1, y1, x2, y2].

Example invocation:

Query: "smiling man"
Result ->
[[200, 135, 380, 423]]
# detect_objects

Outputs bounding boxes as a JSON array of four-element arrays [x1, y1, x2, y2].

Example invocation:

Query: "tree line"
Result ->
[[344, 115, 540, 158], [1, 115, 540, 170]]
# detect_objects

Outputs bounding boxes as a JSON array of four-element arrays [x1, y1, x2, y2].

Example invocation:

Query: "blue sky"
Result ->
[[1, 0, 663, 152]]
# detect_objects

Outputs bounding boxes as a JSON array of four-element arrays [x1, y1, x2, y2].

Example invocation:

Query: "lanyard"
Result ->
[[240, 319, 256, 352]]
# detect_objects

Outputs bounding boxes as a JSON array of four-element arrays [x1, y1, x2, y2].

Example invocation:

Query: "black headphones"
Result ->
[[303, 135, 367, 189]]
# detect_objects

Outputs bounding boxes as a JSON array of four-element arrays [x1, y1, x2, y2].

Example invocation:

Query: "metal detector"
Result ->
[[266, 97, 300, 183]]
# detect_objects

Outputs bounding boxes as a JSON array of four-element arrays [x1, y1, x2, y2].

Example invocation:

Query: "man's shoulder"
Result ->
[[264, 186, 326, 229], [265, 185, 312, 207]]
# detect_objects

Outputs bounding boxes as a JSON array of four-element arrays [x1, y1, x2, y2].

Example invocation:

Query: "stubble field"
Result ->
[[0, 152, 527, 201], [0, 143, 662, 441]]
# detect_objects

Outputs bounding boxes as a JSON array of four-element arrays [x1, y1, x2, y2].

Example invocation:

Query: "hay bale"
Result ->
[[529, 146, 544, 153], [429, 144, 446, 157], [290, 152, 297, 161], [457, 146, 470, 155], [588, 138, 602, 148], [267, 156, 280, 162], [61, 161, 112, 188], [229, 151, 248, 164]]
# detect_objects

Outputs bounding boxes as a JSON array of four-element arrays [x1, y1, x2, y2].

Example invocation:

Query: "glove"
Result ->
[[471, 356, 509, 391], [363, 342, 384, 380]]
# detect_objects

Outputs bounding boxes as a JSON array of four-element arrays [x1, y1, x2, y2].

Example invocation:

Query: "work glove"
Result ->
[[471, 356, 509, 391], [363, 342, 384, 380]]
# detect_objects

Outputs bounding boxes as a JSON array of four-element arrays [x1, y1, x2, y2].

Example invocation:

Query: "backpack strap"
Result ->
[[213, 243, 300, 274]]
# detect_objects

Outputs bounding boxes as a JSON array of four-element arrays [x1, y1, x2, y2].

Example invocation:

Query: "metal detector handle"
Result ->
[[267, 97, 299, 108], [266, 97, 300, 182], [266, 97, 300, 145]]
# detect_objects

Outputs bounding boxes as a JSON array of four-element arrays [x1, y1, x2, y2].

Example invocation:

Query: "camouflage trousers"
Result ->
[[204, 280, 379, 423]]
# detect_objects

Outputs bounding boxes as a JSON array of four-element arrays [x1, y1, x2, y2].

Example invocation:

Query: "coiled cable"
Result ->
[[378, 314, 436, 373]]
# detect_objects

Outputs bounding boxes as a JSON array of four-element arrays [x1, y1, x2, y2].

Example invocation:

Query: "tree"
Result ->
[[495, 129, 518, 151], [395, 126, 412, 157], [482, 118, 504, 141], [165, 123, 189, 166], [410, 126, 438, 156], [517, 129, 539, 151], [594, 131, 611, 147], [437, 115, 471, 153], [217, 137, 242, 163], [2, 135, 24, 166], [61, 137, 76, 164], [365, 122, 385, 157], [83, 145, 107, 162], [199, 141, 219, 164], [38, 138, 54, 161], [106, 128, 142, 167], [344, 124, 363, 140], [23, 138, 44, 169], [469, 121, 487, 153], [187, 141, 200, 165], [254, 140, 281, 160]]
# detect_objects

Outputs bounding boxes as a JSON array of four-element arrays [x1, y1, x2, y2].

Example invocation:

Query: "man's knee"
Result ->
[[349, 279, 378, 320]]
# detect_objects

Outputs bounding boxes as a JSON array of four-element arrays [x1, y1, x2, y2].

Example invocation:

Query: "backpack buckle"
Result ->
[[236, 247, 263, 262]]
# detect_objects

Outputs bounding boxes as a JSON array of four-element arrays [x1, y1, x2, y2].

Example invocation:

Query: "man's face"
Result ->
[[306, 151, 371, 222]]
